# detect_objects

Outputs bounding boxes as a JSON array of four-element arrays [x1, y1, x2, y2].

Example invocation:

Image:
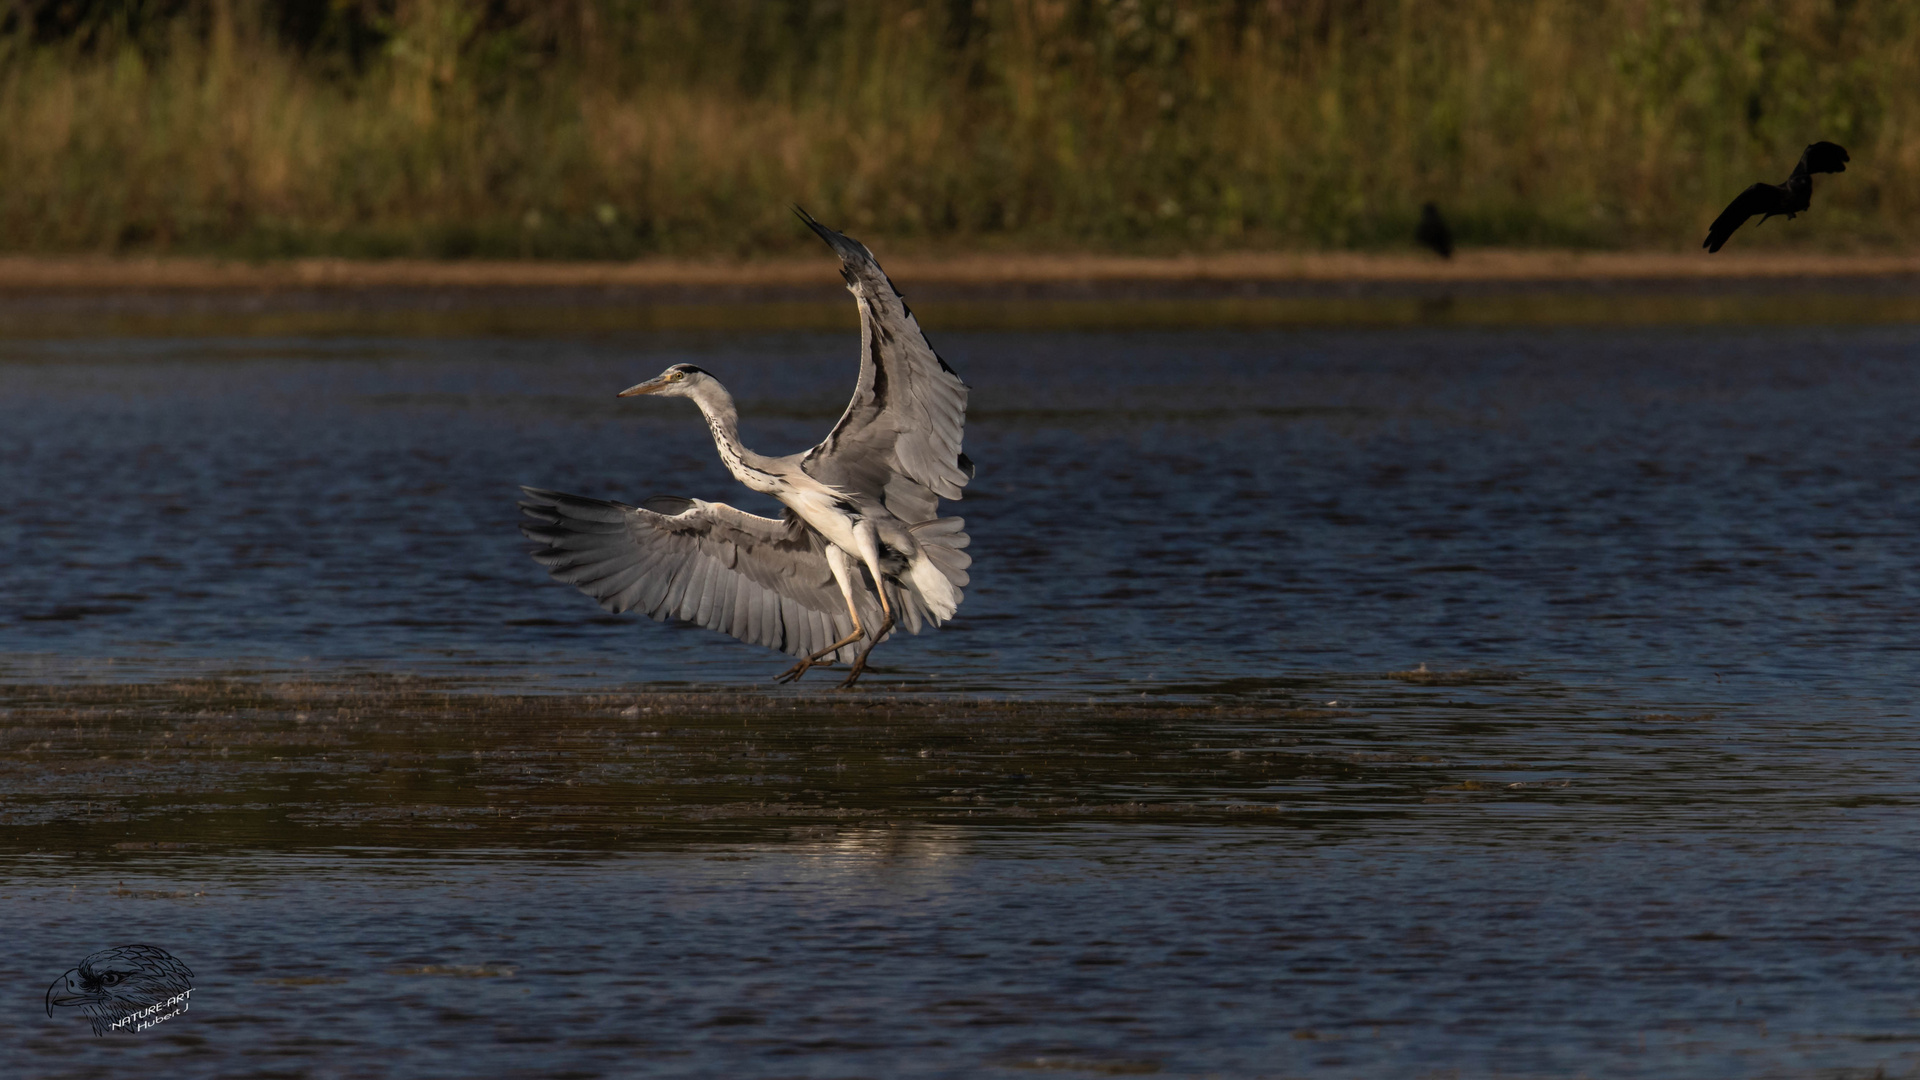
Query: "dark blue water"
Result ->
[[4, 327, 1919, 702], [5, 324, 1920, 1077], [7, 833, 1920, 1079]]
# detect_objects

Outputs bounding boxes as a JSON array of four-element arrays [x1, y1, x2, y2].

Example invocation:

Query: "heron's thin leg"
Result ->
[[838, 584, 894, 689], [776, 547, 866, 684], [838, 524, 899, 689]]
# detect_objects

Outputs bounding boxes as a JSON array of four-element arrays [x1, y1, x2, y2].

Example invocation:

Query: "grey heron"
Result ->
[[519, 210, 973, 687], [1703, 141, 1849, 253]]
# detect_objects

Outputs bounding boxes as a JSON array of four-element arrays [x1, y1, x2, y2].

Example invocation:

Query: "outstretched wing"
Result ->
[[519, 487, 873, 661], [794, 209, 973, 524], [1703, 183, 1786, 253]]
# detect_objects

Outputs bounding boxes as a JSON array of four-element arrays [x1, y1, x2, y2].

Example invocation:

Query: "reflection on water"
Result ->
[[4, 322, 1920, 1077], [6, 825, 1920, 1077]]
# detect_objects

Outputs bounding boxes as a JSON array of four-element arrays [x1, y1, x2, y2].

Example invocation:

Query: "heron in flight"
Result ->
[[1702, 141, 1849, 253], [520, 210, 972, 687]]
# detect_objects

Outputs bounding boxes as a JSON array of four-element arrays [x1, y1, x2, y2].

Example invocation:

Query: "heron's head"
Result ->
[[618, 363, 713, 400]]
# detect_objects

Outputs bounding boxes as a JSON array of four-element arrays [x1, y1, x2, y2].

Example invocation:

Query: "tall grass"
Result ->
[[0, 0, 1912, 257]]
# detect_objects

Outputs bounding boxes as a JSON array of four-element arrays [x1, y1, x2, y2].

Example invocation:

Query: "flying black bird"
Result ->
[[1416, 202, 1453, 259], [47, 944, 194, 1035], [1702, 142, 1850, 253]]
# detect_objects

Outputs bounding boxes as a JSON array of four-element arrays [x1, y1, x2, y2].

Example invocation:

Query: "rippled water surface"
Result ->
[[3, 321, 1920, 1077]]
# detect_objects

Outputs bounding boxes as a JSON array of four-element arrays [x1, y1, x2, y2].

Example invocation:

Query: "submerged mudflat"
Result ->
[[0, 673, 1572, 852]]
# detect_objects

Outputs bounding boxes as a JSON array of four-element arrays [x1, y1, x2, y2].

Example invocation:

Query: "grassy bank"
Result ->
[[0, 1, 1914, 258]]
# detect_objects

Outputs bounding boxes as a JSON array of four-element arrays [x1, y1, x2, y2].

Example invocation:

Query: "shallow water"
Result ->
[[4, 322, 1920, 1077]]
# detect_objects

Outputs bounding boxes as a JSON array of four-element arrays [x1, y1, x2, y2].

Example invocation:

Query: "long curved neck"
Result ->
[[687, 380, 783, 492]]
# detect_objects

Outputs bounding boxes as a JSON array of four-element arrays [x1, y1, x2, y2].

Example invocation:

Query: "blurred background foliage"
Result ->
[[0, 0, 1910, 258]]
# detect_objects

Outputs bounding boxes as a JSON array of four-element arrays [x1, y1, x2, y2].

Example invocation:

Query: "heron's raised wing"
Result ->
[[794, 209, 972, 523], [1703, 183, 1786, 252], [519, 487, 874, 661]]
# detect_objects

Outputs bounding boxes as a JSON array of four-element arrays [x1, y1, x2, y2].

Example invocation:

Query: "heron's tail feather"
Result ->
[[910, 517, 971, 588], [899, 517, 968, 628]]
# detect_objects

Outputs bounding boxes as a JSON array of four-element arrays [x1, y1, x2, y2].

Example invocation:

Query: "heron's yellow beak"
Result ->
[[617, 377, 668, 397]]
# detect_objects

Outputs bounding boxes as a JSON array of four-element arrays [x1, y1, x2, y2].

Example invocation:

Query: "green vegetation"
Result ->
[[0, 0, 1911, 258]]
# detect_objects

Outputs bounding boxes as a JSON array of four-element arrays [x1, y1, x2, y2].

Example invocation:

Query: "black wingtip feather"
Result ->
[[792, 205, 877, 268], [792, 204, 838, 247]]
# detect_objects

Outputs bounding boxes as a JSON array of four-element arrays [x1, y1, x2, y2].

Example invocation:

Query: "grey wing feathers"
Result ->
[[518, 487, 869, 662], [795, 209, 972, 523]]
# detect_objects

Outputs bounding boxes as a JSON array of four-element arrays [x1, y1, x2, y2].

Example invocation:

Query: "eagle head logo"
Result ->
[[46, 945, 195, 1036]]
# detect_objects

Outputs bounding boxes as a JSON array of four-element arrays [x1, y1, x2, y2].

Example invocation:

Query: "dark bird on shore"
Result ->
[[520, 209, 972, 688], [47, 945, 194, 1036], [1416, 202, 1453, 259], [1702, 142, 1850, 253]]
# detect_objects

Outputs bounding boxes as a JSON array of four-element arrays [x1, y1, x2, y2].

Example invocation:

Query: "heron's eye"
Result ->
[[669, 371, 685, 381], [99, 973, 124, 987]]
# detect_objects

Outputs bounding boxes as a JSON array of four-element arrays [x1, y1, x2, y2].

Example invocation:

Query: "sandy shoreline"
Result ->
[[0, 249, 1917, 294]]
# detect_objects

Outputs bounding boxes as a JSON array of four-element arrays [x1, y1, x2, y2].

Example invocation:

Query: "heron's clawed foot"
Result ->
[[837, 643, 883, 688], [778, 630, 866, 685]]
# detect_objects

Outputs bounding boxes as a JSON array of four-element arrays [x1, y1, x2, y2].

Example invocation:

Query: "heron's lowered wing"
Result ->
[[794, 209, 972, 523], [1703, 183, 1786, 253], [519, 487, 873, 661]]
